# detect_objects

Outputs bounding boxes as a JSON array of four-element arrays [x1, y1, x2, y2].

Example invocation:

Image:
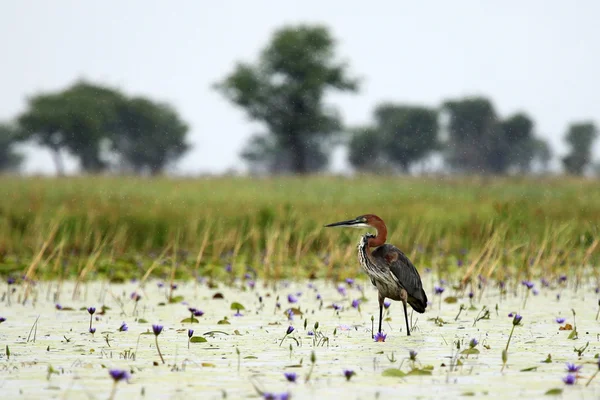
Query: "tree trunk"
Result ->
[[50, 146, 65, 177], [289, 136, 308, 174]]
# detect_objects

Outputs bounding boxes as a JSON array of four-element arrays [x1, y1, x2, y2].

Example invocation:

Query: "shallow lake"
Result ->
[[1, 277, 599, 399]]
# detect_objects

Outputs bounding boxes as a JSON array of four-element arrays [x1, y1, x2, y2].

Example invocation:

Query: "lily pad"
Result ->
[[520, 366, 537, 372], [382, 368, 406, 377]]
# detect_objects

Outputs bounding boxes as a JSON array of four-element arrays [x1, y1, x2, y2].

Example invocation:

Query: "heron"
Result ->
[[324, 214, 428, 336]]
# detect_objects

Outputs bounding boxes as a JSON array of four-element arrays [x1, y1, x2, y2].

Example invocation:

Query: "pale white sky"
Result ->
[[1, 1, 599, 175]]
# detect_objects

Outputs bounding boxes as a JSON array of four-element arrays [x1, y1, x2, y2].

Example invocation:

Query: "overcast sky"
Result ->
[[2, 1, 599, 175]]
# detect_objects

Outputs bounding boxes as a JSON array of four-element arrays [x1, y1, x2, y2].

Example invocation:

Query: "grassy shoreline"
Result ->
[[0, 175, 598, 282]]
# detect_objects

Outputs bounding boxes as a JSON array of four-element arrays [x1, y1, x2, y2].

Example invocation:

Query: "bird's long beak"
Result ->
[[324, 218, 362, 228]]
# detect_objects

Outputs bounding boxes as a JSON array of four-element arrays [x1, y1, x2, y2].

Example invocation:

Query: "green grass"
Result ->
[[0, 175, 598, 282]]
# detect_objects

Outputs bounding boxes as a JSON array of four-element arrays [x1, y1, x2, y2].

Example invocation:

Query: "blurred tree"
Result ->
[[113, 98, 190, 175], [17, 80, 190, 176], [376, 104, 439, 172], [348, 104, 438, 173], [347, 127, 386, 172], [18, 80, 123, 174], [442, 97, 508, 174], [215, 24, 359, 174], [0, 123, 24, 172], [241, 133, 328, 175], [500, 112, 534, 172], [562, 122, 598, 175], [531, 137, 553, 173]]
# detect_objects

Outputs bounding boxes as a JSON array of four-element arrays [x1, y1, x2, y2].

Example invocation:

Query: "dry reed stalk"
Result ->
[[263, 230, 279, 286], [167, 232, 180, 302], [72, 238, 107, 301], [139, 244, 172, 287]]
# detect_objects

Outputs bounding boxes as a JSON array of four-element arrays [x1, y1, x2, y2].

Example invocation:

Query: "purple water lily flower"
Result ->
[[374, 332, 387, 342], [343, 369, 356, 381], [284, 372, 297, 382], [521, 280, 534, 289], [109, 368, 131, 382], [566, 363, 583, 373], [512, 314, 523, 325], [152, 324, 163, 336]]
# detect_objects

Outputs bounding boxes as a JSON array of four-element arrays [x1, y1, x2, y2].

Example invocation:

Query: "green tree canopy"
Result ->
[[348, 104, 439, 173], [215, 24, 359, 174], [18, 81, 124, 174], [347, 127, 386, 172], [442, 97, 508, 174], [562, 122, 598, 175], [113, 98, 190, 175], [17, 80, 190, 175], [0, 123, 24, 172], [499, 112, 554, 173]]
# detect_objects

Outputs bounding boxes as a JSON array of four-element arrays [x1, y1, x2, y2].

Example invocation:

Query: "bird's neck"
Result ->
[[367, 220, 387, 249]]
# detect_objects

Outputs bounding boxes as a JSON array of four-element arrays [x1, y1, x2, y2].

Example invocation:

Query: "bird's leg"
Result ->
[[378, 293, 384, 334], [400, 289, 410, 336]]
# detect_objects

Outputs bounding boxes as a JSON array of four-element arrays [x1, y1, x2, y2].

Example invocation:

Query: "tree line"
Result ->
[[1, 24, 598, 176], [215, 24, 598, 176], [1, 81, 189, 175]]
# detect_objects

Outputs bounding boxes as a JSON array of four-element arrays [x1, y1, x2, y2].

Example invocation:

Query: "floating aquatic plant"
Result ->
[[284, 372, 297, 383], [87, 307, 96, 332], [563, 374, 576, 385], [502, 314, 523, 372], [374, 332, 387, 342], [187, 329, 193, 349], [343, 369, 355, 381], [152, 324, 165, 364], [108, 368, 130, 400], [279, 325, 295, 347]]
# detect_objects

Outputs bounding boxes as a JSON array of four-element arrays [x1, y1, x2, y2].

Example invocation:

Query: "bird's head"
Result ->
[[324, 214, 384, 230]]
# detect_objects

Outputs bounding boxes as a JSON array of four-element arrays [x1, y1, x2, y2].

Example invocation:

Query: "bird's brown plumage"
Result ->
[[371, 244, 428, 313]]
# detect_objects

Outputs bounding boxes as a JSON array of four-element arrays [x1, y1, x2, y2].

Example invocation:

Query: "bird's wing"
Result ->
[[372, 245, 424, 297]]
